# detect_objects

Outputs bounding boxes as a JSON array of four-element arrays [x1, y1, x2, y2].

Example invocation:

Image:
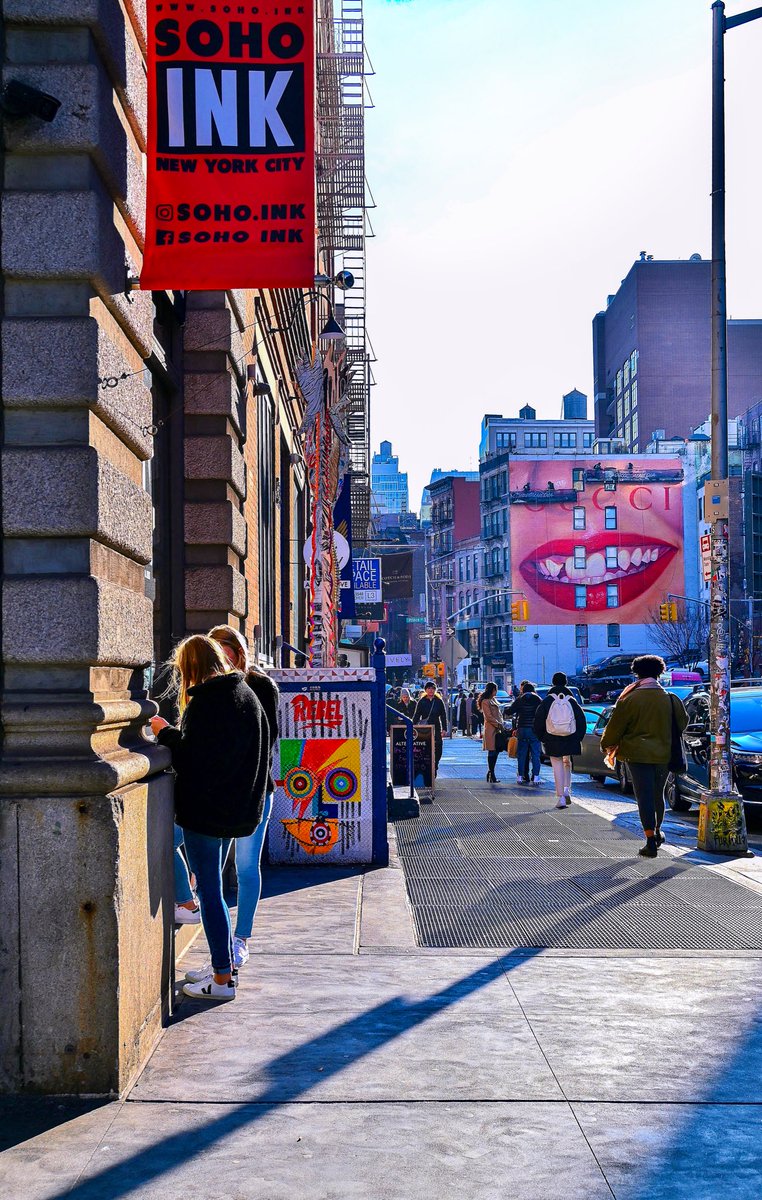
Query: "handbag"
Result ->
[[507, 733, 518, 758], [494, 727, 509, 753], [668, 694, 687, 774]]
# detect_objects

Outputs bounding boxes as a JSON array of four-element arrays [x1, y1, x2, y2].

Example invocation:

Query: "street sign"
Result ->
[[386, 653, 413, 667], [352, 557, 382, 604], [443, 636, 468, 672], [406, 616, 425, 623], [700, 533, 711, 583]]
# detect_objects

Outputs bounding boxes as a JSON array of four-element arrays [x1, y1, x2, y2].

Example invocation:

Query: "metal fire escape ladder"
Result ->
[[316, 0, 372, 545]]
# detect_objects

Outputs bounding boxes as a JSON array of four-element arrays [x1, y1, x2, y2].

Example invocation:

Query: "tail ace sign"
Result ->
[[142, 2, 316, 290]]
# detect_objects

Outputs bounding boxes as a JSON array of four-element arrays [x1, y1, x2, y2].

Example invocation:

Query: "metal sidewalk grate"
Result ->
[[394, 782, 762, 951]]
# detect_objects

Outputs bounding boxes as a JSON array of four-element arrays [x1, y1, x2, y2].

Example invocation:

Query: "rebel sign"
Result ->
[[142, 2, 316, 290]]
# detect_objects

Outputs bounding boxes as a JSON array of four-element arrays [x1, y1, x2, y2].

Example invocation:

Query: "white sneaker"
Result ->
[[182, 977, 236, 1002], [233, 937, 249, 968], [185, 962, 238, 986], [555, 797, 568, 809], [174, 903, 201, 925]]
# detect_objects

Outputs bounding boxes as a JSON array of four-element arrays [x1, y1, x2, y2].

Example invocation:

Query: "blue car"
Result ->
[[668, 686, 762, 813]]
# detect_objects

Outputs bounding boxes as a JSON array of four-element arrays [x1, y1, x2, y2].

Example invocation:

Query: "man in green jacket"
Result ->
[[600, 655, 689, 858]]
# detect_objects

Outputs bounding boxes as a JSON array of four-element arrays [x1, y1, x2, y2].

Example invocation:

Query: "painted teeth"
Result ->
[[534, 546, 663, 584]]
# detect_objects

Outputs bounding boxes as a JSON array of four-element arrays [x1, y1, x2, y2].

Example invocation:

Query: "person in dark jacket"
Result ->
[[533, 671, 586, 808], [504, 680, 543, 785], [208, 624, 278, 969], [456, 690, 469, 735], [413, 680, 448, 775], [150, 634, 268, 1002], [600, 654, 688, 858]]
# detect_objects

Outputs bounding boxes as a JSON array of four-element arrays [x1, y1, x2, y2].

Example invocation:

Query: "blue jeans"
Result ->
[[181, 829, 233, 974], [517, 728, 541, 780], [173, 824, 193, 905], [234, 792, 273, 939]]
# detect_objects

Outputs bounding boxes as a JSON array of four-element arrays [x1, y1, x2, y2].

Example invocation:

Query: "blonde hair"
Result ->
[[208, 624, 249, 672], [170, 635, 230, 712]]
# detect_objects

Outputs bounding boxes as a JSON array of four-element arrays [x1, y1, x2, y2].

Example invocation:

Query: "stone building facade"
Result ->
[[0, 0, 367, 1094]]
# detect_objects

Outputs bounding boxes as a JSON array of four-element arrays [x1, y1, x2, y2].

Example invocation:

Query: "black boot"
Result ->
[[638, 835, 658, 858]]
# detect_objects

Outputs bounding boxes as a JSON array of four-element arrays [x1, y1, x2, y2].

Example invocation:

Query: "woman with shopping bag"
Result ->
[[480, 682, 507, 783]]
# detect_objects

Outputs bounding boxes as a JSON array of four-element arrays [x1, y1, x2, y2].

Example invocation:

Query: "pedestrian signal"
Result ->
[[422, 663, 436, 678], [437, 662, 445, 677], [511, 599, 529, 623]]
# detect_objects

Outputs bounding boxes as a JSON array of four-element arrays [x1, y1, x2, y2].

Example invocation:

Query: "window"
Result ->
[[554, 432, 577, 448], [573, 506, 585, 531], [632, 411, 639, 443], [605, 546, 618, 569], [575, 586, 587, 609], [503, 546, 510, 571], [623, 360, 630, 388], [573, 546, 586, 569], [583, 431, 594, 448], [524, 432, 547, 448], [616, 398, 623, 427], [624, 418, 632, 446], [465, 590, 471, 612], [616, 369, 623, 395], [607, 623, 621, 647], [473, 554, 479, 579], [605, 506, 617, 530], [496, 431, 517, 449], [606, 583, 619, 608], [575, 624, 588, 648], [465, 557, 471, 581], [572, 467, 585, 491], [458, 559, 464, 582], [624, 388, 631, 417], [631, 379, 637, 409], [630, 350, 638, 376]]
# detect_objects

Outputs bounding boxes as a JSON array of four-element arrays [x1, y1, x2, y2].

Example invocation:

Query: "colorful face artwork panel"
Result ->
[[270, 675, 374, 863], [278, 737, 362, 857]]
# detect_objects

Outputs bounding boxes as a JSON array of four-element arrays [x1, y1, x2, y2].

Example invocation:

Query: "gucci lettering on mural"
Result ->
[[142, 3, 316, 290]]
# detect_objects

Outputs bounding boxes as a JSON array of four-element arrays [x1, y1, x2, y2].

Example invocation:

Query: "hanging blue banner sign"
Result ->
[[334, 474, 355, 619]]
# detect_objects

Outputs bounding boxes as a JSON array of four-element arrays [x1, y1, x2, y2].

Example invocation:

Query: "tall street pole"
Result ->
[[702, 0, 749, 853]]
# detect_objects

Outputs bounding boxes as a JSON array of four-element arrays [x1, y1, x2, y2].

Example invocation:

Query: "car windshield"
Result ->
[[730, 692, 762, 734]]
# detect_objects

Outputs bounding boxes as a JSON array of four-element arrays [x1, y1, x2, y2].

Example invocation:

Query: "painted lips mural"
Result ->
[[510, 459, 685, 625]]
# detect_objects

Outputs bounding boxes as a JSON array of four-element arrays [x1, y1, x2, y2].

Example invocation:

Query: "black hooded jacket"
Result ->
[[158, 672, 269, 838]]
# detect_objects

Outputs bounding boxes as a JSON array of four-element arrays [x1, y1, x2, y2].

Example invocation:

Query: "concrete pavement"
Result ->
[[4, 737, 762, 1199]]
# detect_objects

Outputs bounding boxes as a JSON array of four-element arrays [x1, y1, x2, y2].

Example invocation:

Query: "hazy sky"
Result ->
[[363, 0, 762, 504]]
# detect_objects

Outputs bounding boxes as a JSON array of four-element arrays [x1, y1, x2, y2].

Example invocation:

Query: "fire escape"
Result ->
[[317, 0, 374, 546]]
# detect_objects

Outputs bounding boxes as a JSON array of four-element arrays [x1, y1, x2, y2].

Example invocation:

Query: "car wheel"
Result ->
[[589, 773, 606, 786], [616, 761, 633, 794], [665, 771, 691, 813]]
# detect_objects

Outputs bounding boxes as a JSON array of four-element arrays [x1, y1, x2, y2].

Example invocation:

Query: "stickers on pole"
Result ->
[[142, 2, 316, 289]]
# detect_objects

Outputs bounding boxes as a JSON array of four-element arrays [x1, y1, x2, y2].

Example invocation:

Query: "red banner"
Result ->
[[142, 1, 315, 290]]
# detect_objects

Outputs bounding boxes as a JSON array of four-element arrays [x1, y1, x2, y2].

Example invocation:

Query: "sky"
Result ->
[[362, 0, 762, 505]]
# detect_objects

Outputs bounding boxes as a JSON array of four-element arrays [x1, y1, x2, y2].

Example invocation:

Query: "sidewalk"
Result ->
[[4, 741, 762, 1199]]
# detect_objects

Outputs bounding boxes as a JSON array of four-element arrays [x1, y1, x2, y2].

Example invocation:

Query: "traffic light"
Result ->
[[437, 662, 445, 678], [669, 601, 678, 622], [659, 601, 678, 622], [659, 602, 669, 622], [511, 599, 529, 623], [422, 663, 435, 678]]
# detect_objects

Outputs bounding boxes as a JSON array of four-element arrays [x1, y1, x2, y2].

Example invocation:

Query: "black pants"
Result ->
[[627, 762, 669, 835], [434, 735, 443, 774]]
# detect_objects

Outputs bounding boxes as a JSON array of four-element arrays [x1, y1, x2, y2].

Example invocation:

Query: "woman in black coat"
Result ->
[[209, 624, 279, 970], [533, 671, 586, 809], [151, 634, 268, 1003]]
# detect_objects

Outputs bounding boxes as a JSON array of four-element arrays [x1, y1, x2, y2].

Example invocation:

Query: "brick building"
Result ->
[[593, 255, 762, 449], [0, 1, 370, 1094]]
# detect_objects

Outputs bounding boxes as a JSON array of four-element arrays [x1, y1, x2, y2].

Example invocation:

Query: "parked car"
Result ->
[[667, 686, 762, 813], [572, 705, 633, 792]]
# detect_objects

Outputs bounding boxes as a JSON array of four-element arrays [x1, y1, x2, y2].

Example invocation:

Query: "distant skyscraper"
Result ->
[[593, 254, 762, 451], [371, 440, 409, 516]]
